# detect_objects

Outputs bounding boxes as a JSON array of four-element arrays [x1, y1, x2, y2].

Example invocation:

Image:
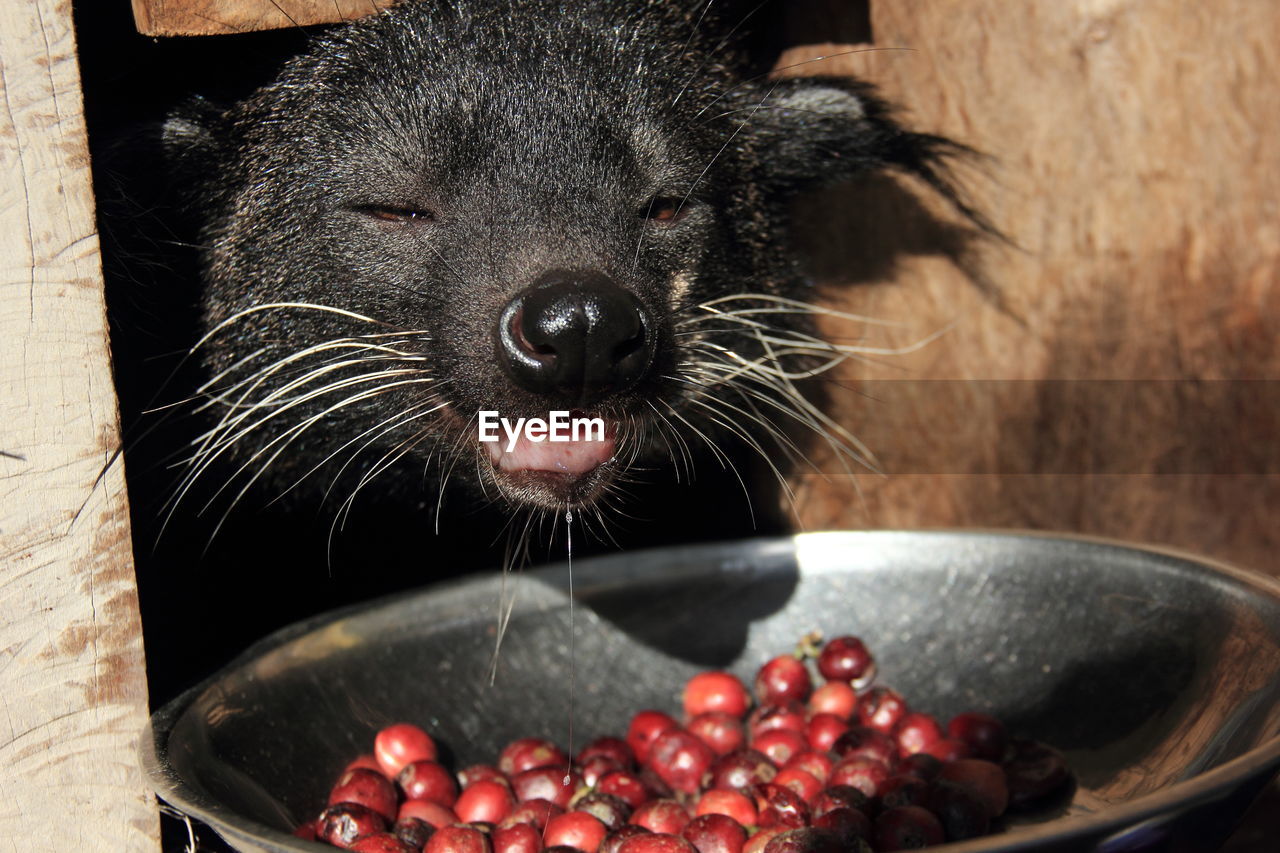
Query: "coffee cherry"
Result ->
[[681, 813, 747, 853], [597, 770, 653, 809], [804, 713, 849, 753], [876, 774, 930, 810], [687, 712, 745, 756], [753, 657, 812, 706], [750, 729, 807, 766], [345, 754, 386, 776], [806, 682, 857, 720], [856, 688, 908, 735], [499, 799, 564, 830], [399, 760, 459, 806], [319, 803, 388, 848], [703, 749, 777, 791], [511, 766, 581, 808], [600, 825, 651, 853], [831, 727, 896, 766], [750, 783, 810, 829], [426, 824, 493, 853], [398, 799, 459, 827], [616, 833, 698, 853], [459, 765, 509, 789], [828, 757, 890, 798], [572, 792, 633, 831], [544, 811, 608, 853], [578, 737, 636, 770], [893, 712, 943, 757], [810, 808, 870, 847], [456, 779, 516, 824], [919, 738, 970, 763], [330, 767, 399, 822], [648, 729, 715, 794], [811, 786, 870, 820], [817, 637, 874, 683], [771, 767, 822, 804], [492, 822, 541, 853], [393, 817, 435, 849], [946, 712, 1009, 762], [693, 789, 757, 826], [761, 828, 843, 853], [1004, 739, 1071, 808], [781, 750, 832, 785], [747, 703, 807, 739], [351, 833, 418, 853], [684, 671, 751, 719], [928, 780, 990, 841], [937, 759, 1009, 817], [742, 829, 783, 853], [628, 711, 681, 764], [375, 723, 438, 777], [873, 806, 944, 850], [629, 799, 691, 835], [500, 738, 569, 776], [895, 753, 942, 782]]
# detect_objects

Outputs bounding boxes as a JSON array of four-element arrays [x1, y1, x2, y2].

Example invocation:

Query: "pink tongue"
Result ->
[[488, 432, 616, 476]]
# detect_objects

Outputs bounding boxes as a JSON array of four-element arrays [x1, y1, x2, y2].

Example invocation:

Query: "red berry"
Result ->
[[352, 834, 417, 853], [578, 737, 636, 770], [329, 768, 399, 822], [742, 829, 783, 853], [375, 723, 438, 777], [831, 727, 896, 766], [319, 803, 388, 848], [750, 783, 810, 829], [946, 712, 1009, 762], [511, 766, 581, 808], [647, 729, 715, 794], [459, 765, 510, 789], [581, 755, 625, 787], [617, 833, 698, 853], [828, 757, 890, 798], [493, 822, 542, 853], [682, 813, 747, 853], [398, 799, 459, 827], [927, 780, 990, 841], [597, 770, 653, 809], [426, 824, 493, 853], [399, 760, 459, 806], [630, 799, 691, 835], [876, 774, 930, 810], [803, 713, 849, 753], [456, 779, 516, 824], [817, 637, 873, 683], [856, 687, 908, 734], [703, 749, 777, 791], [572, 793, 633, 831], [627, 711, 681, 764], [686, 712, 745, 756], [893, 712, 943, 757], [761, 828, 843, 853], [873, 806, 943, 851], [1004, 739, 1071, 808], [938, 758, 1009, 817], [694, 789, 757, 826], [781, 750, 832, 785], [747, 703, 807, 739], [393, 817, 435, 849], [753, 657, 812, 706], [811, 808, 870, 846], [684, 671, 752, 719], [600, 825, 651, 853], [806, 682, 857, 720], [895, 753, 942, 782], [345, 754, 387, 776], [750, 729, 807, 767], [771, 767, 822, 804], [811, 786, 870, 820], [293, 821, 317, 841], [544, 811, 609, 853], [500, 738, 569, 776], [919, 737, 970, 762], [499, 799, 565, 830]]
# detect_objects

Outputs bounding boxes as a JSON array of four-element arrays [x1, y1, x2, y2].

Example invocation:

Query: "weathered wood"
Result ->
[[133, 0, 394, 36], [784, 0, 1280, 574], [0, 0, 159, 849]]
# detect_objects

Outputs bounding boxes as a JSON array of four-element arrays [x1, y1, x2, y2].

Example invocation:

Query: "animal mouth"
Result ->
[[480, 415, 620, 507]]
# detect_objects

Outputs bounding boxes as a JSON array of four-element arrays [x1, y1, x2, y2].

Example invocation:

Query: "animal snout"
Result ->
[[496, 271, 654, 406]]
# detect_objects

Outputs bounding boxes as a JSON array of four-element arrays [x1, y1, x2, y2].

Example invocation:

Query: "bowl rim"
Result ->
[[141, 528, 1280, 852]]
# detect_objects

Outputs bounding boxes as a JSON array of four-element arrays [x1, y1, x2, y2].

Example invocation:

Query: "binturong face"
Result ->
[[163, 0, 975, 521]]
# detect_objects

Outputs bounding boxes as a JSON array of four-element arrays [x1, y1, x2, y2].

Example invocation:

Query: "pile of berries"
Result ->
[[299, 633, 1071, 851]]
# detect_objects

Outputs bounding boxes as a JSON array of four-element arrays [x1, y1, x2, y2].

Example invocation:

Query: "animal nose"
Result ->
[[497, 271, 654, 405]]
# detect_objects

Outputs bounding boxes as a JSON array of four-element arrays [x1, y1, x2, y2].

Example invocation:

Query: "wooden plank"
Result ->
[[133, 0, 394, 36], [0, 0, 159, 849], [785, 0, 1280, 573]]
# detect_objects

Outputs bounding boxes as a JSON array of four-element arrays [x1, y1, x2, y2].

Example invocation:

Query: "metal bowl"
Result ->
[[143, 531, 1280, 852]]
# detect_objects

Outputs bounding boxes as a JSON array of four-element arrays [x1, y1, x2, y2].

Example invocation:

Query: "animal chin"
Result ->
[[483, 421, 619, 507]]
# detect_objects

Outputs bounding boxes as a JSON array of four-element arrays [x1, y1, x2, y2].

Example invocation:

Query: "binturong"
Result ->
[[155, 0, 980, 546]]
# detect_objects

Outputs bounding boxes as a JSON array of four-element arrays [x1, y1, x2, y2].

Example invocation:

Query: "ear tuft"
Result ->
[[732, 76, 997, 236], [162, 96, 230, 198]]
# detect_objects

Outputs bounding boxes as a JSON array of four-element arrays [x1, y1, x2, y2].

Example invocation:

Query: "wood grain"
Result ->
[[0, 0, 158, 849], [784, 0, 1280, 573], [133, 0, 394, 35]]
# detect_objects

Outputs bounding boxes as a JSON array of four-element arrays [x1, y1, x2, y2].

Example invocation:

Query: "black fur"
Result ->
[[89, 0, 977, 703]]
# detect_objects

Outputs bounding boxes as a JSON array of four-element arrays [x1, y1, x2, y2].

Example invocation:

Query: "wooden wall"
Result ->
[[0, 0, 157, 850]]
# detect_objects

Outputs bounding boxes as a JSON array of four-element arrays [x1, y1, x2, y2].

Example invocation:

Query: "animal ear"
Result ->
[[162, 96, 231, 196], [732, 76, 990, 231]]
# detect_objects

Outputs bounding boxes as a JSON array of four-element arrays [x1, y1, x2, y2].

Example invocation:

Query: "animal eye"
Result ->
[[356, 205, 438, 224], [642, 196, 690, 224]]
